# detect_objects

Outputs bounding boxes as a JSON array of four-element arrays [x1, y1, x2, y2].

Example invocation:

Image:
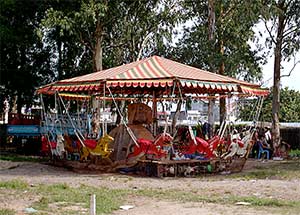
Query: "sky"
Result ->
[[174, 20, 300, 91], [253, 22, 300, 91], [261, 52, 300, 91]]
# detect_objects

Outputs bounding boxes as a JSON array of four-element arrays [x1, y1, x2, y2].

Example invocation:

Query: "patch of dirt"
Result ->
[[112, 196, 284, 215], [0, 159, 299, 215], [0, 189, 39, 215]]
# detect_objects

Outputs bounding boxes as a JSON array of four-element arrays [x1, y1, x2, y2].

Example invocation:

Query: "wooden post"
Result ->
[[207, 0, 216, 137], [90, 194, 96, 215], [152, 91, 157, 136]]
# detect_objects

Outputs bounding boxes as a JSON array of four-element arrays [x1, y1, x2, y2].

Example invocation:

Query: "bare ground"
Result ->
[[0, 159, 300, 215]]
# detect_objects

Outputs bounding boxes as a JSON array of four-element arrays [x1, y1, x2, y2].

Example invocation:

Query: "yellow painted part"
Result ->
[[80, 134, 114, 160]]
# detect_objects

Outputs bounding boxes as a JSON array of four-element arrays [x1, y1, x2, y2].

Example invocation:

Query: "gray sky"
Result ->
[[262, 52, 300, 91], [254, 21, 300, 91]]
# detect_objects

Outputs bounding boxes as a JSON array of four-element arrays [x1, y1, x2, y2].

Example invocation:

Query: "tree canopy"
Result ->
[[0, 0, 54, 112], [172, 0, 264, 82], [239, 87, 300, 123], [260, 0, 300, 146]]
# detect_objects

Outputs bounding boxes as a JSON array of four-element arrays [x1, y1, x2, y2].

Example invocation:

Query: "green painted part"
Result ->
[[207, 164, 212, 172], [140, 62, 155, 78], [149, 58, 169, 77]]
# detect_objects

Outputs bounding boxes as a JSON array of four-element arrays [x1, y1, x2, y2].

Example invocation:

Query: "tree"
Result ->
[[41, 0, 180, 74], [261, 0, 300, 147], [0, 0, 53, 113], [239, 87, 300, 123], [207, 0, 216, 136], [172, 0, 264, 125]]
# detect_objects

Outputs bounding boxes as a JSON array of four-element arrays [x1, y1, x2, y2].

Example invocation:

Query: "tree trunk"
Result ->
[[218, 3, 226, 125], [219, 97, 226, 124], [272, 3, 285, 148], [207, 0, 215, 136], [93, 21, 103, 71], [57, 32, 63, 80], [16, 92, 23, 114], [219, 52, 226, 125], [17, 47, 27, 114]]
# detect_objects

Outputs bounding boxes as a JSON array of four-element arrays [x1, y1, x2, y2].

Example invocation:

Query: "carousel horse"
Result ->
[[181, 136, 215, 158], [127, 132, 173, 160], [179, 126, 215, 159], [222, 130, 253, 159], [80, 134, 114, 161]]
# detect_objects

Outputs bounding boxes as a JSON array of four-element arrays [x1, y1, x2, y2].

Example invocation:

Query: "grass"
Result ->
[[1, 179, 300, 214], [0, 179, 28, 190], [134, 188, 299, 207], [229, 160, 300, 180], [0, 154, 48, 162], [0, 208, 15, 215], [0, 159, 300, 214], [31, 183, 128, 214]]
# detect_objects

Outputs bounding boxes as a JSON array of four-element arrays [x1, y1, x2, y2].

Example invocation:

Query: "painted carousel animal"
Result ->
[[80, 134, 114, 161], [179, 126, 215, 159], [127, 132, 173, 160], [222, 130, 253, 159]]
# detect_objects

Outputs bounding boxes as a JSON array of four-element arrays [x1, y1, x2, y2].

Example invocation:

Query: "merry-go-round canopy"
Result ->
[[37, 55, 269, 98]]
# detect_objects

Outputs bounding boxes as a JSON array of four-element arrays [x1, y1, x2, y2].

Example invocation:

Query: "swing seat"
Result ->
[[84, 139, 97, 149]]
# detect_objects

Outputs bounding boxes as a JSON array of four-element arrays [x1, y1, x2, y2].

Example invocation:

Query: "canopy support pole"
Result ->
[[152, 90, 157, 137], [208, 97, 215, 138], [106, 86, 139, 147], [102, 82, 106, 136]]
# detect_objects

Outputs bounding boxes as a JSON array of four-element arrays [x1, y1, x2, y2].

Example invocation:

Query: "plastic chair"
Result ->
[[258, 142, 270, 159]]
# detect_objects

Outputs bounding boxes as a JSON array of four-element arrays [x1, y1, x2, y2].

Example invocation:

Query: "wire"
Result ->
[[106, 86, 139, 147]]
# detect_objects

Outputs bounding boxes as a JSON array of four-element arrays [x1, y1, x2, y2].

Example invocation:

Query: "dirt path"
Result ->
[[1, 159, 300, 215], [112, 197, 284, 215]]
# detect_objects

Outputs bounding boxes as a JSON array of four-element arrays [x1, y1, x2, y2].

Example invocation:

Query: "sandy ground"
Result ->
[[0, 159, 300, 215]]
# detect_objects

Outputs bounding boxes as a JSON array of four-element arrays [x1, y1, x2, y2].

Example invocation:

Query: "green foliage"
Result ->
[[41, 0, 180, 74], [0, 0, 54, 111], [289, 149, 300, 158], [261, 0, 300, 61], [239, 87, 300, 122], [171, 0, 263, 82]]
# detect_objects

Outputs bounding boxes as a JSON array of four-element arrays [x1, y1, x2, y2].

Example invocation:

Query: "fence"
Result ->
[[281, 127, 300, 149]]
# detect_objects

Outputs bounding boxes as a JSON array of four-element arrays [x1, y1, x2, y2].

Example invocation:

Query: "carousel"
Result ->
[[37, 56, 269, 177]]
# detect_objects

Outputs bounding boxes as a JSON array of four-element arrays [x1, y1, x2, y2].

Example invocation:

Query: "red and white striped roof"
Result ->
[[57, 56, 257, 86], [37, 56, 269, 96]]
